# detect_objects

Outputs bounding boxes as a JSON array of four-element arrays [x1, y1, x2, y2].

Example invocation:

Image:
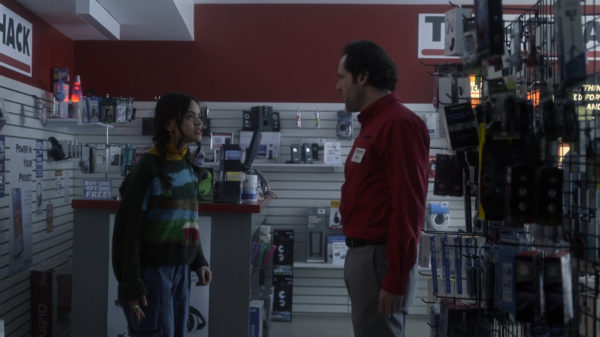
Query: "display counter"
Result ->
[[71, 195, 272, 337]]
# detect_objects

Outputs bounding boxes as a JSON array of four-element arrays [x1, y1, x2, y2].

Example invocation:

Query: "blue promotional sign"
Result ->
[[36, 139, 43, 178], [0, 136, 4, 197], [82, 179, 113, 200]]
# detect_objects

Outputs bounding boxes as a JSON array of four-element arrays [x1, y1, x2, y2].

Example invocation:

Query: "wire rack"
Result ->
[[426, 0, 600, 336]]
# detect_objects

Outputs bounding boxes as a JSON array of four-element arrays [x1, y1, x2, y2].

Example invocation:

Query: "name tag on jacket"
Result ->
[[351, 148, 366, 163]]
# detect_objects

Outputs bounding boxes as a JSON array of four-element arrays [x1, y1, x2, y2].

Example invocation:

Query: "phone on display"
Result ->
[[12, 188, 24, 257]]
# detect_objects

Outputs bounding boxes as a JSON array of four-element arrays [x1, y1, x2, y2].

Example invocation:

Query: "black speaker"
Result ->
[[242, 110, 255, 131], [311, 143, 319, 160], [538, 167, 563, 226], [271, 111, 280, 131], [290, 144, 300, 163], [506, 165, 536, 225], [302, 143, 312, 164], [252, 106, 275, 131], [258, 111, 272, 131]]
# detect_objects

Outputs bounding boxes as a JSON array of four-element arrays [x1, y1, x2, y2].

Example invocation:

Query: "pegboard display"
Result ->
[[425, 1, 600, 336]]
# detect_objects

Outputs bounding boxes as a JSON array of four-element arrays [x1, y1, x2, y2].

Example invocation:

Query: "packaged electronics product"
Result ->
[[273, 230, 294, 276], [306, 208, 328, 263], [544, 252, 574, 324], [555, 0, 587, 89], [444, 8, 472, 56], [443, 103, 479, 151], [515, 250, 544, 323], [336, 110, 353, 139], [474, 0, 504, 57]]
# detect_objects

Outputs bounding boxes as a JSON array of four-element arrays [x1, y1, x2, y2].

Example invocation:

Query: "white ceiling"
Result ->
[[14, 0, 539, 41], [14, 0, 195, 40]]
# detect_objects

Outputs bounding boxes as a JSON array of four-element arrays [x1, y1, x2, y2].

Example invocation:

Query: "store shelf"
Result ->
[[294, 262, 344, 269], [254, 163, 342, 169], [46, 118, 117, 128], [201, 161, 343, 171]]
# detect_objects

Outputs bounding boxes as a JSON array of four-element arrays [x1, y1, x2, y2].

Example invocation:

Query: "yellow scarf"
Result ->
[[148, 142, 188, 161]]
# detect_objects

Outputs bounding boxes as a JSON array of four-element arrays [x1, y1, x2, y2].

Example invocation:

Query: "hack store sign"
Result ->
[[0, 4, 32, 76]]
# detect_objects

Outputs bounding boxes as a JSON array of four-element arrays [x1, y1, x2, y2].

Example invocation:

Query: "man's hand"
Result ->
[[196, 266, 212, 286], [128, 295, 147, 323], [378, 289, 403, 318]]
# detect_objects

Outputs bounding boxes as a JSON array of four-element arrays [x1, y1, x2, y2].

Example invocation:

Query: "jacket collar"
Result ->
[[357, 93, 401, 125], [148, 142, 188, 160]]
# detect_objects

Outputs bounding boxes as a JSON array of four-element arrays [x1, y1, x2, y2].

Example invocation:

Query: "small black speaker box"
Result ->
[[251, 106, 275, 131], [258, 110, 273, 131], [302, 143, 312, 164], [538, 167, 563, 226], [242, 110, 255, 131], [271, 111, 280, 131], [506, 165, 536, 224], [290, 144, 300, 163]]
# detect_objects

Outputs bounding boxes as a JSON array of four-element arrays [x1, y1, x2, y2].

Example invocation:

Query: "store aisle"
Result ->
[[270, 314, 430, 337]]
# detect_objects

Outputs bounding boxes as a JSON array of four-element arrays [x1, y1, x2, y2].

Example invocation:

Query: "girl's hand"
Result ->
[[196, 266, 212, 286], [128, 295, 148, 322]]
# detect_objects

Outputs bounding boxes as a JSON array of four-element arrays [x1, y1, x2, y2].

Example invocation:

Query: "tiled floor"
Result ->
[[270, 314, 430, 337]]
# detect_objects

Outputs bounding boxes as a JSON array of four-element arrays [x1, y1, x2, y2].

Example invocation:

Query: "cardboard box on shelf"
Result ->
[[272, 275, 293, 322], [249, 299, 264, 337], [31, 262, 72, 337], [273, 230, 294, 276], [307, 207, 328, 263]]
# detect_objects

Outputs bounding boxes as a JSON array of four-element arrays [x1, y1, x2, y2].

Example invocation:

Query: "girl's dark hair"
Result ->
[[152, 92, 202, 189], [342, 40, 397, 92]]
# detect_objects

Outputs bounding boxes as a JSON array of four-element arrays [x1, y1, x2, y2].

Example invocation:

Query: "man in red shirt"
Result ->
[[337, 40, 430, 337]]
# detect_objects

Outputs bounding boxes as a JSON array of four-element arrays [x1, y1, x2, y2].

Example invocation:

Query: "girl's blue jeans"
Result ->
[[122, 265, 191, 337]]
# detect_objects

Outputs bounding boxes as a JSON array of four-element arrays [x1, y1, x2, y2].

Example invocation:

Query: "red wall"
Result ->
[[0, 0, 74, 92], [75, 4, 452, 103]]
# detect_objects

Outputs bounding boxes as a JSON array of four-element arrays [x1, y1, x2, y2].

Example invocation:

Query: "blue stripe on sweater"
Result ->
[[147, 169, 197, 197]]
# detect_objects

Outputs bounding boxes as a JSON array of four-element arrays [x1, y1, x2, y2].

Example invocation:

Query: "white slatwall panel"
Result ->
[[71, 100, 469, 316], [0, 75, 76, 337], [0, 88, 470, 334]]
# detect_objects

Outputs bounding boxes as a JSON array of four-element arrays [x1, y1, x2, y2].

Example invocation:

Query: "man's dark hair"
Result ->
[[343, 40, 397, 91]]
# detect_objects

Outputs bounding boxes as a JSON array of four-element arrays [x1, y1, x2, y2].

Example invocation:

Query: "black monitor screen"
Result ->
[[243, 130, 262, 171]]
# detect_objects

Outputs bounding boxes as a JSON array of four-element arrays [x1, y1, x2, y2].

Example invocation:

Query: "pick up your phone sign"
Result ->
[[0, 4, 32, 76]]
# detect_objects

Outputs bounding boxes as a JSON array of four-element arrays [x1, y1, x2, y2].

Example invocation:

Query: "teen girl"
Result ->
[[112, 92, 212, 337]]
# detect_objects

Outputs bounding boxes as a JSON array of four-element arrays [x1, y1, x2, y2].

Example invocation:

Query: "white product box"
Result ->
[[324, 142, 341, 165], [332, 241, 348, 265], [249, 299, 264, 337], [327, 235, 345, 263]]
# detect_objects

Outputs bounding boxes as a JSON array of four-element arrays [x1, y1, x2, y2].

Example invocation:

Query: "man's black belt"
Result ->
[[345, 238, 387, 248]]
